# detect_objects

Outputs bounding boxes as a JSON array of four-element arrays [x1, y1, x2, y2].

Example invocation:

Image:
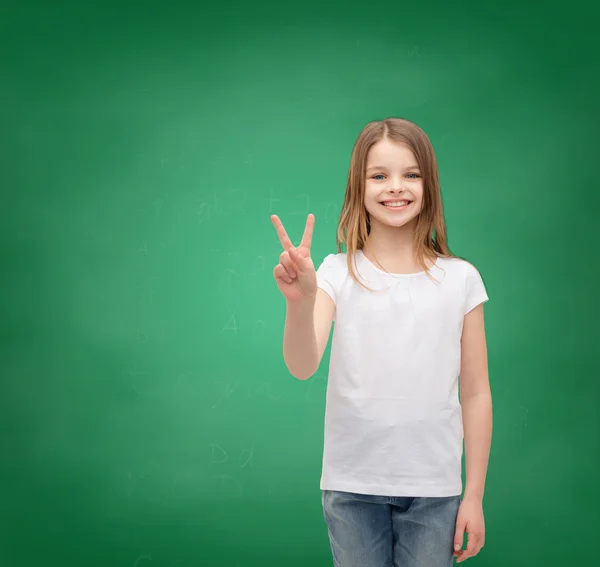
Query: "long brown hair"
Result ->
[[336, 117, 454, 287]]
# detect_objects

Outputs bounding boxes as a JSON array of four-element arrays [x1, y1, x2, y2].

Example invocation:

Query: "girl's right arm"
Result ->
[[271, 214, 335, 380], [283, 290, 334, 380]]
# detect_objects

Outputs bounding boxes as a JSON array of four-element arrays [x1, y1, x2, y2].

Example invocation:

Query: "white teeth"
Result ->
[[382, 201, 409, 207]]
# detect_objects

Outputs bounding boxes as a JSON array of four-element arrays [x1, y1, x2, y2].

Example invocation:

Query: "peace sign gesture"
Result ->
[[270, 213, 317, 303]]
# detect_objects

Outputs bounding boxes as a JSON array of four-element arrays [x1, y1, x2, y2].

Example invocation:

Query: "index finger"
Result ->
[[300, 213, 315, 249], [270, 214, 293, 250]]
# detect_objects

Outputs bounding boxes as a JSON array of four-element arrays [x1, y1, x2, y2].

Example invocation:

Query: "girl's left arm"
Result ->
[[460, 303, 493, 502]]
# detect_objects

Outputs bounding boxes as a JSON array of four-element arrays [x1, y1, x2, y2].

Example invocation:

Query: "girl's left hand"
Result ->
[[453, 496, 485, 563]]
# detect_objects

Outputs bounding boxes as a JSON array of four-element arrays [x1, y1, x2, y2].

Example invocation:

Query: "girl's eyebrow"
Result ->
[[366, 164, 421, 172]]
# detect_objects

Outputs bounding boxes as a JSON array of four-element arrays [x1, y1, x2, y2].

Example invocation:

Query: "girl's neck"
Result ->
[[362, 221, 429, 274]]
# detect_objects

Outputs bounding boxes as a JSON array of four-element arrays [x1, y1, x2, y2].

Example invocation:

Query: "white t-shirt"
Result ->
[[316, 250, 489, 497]]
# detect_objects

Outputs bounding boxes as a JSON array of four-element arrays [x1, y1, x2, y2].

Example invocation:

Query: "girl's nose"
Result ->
[[389, 185, 405, 194]]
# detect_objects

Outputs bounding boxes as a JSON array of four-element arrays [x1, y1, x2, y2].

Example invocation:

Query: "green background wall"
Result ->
[[2, 0, 598, 565]]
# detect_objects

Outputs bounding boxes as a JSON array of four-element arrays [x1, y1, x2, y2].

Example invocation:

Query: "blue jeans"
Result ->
[[322, 490, 461, 567]]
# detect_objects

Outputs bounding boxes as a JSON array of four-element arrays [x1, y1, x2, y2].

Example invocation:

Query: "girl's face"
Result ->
[[364, 139, 424, 230]]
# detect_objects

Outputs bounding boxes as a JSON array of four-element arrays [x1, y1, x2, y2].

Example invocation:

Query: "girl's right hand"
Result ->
[[270, 213, 317, 304]]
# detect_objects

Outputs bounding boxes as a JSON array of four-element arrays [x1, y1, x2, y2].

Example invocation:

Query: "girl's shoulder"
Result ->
[[436, 256, 489, 313], [315, 252, 350, 288], [316, 251, 348, 270], [435, 255, 483, 277]]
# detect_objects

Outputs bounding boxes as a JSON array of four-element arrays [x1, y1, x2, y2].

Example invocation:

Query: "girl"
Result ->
[[270, 117, 492, 566]]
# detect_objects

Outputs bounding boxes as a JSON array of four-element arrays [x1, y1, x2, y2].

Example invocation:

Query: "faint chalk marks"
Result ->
[[128, 471, 152, 498], [126, 362, 148, 378], [196, 194, 219, 224], [211, 379, 284, 406], [197, 189, 246, 224], [239, 444, 254, 469], [155, 329, 167, 344], [193, 190, 239, 224], [212, 380, 236, 408], [224, 187, 247, 214], [197, 200, 211, 224], [135, 329, 167, 345], [252, 256, 265, 274], [175, 371, 195, 391], [211, 443, 254, 468], [209, 444, 228, 465], [267, 189, 281, 215], [135, 276, 158, 307], [133, 197, 150, 217], [170, 204, 186, 224], [213, 474, 243, 498], [138, 241, 167, 256], [222, 315, 239, 335], [208, 444, 252, 500], [248, 382, 282, 402], [434, 133, 451, 151], [133, 196, 164, 219], [134, 556, 152, 566], [253, 319, 265, 339], [125, 363, 149, 395], [223, 251, 241, 292]]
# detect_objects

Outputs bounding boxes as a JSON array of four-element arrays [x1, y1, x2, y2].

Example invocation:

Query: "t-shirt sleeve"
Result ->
[[464, 262, 489, 315], [316, 253, 342, 305]]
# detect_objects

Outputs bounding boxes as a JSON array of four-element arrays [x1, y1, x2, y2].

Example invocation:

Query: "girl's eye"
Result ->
[[371, 173, 420, 180]]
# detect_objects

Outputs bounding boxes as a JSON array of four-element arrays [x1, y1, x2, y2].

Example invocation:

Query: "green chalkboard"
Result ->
[[2, 0, 599, 566]]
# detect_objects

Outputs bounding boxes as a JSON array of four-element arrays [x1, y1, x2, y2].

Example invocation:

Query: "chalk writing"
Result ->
[[239, 444, 254, 469], [222, 315, 239, 335], [213, 474, 243, 498], [212, 381, 236, 408], [210, 443, 255, 469], [267, 189, 281, 214], [248, 382, 282, 402], [209, 444, 228, 465], [126, 363, 149, 395]]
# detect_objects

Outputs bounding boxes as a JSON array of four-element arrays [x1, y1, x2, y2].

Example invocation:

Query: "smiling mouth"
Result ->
[[380, 200, 412, 209]]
